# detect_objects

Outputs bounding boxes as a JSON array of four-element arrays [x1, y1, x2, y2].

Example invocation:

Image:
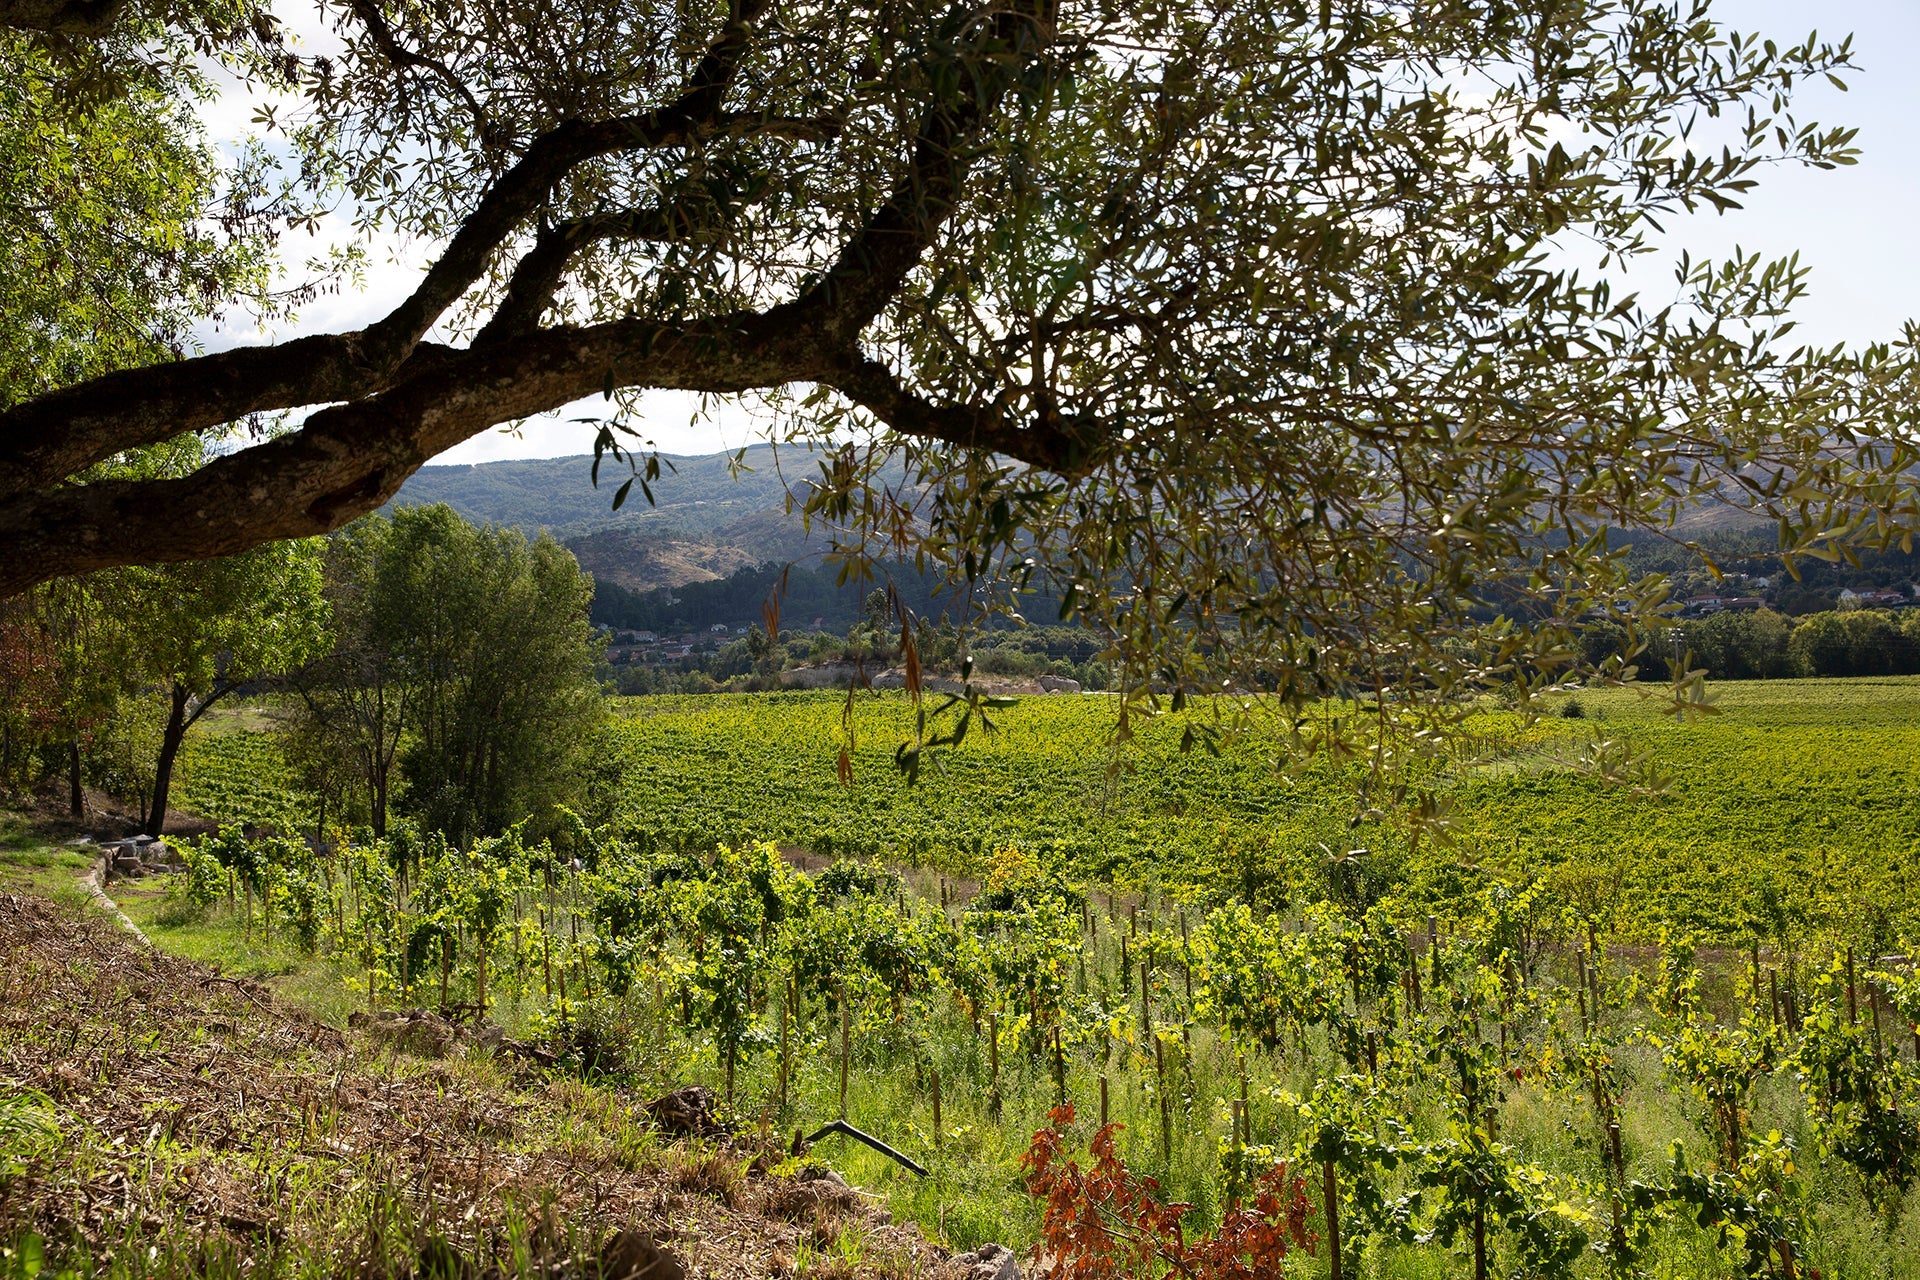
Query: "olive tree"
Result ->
[[3, 0, 1917, 778]]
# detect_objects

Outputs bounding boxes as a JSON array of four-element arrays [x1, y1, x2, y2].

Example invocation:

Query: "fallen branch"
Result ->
[[801, 1119, 930, 1177]]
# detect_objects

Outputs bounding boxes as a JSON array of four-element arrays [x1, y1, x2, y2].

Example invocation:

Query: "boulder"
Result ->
[[952, 1244, 1021, 1280], [1037, 675, 1081, 694], [645, 1084, 730, 1139]]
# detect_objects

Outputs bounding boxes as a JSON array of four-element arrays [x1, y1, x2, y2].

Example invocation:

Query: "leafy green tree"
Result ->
[[18, 575, 130, 815], [3, 0, 1914, 783], [1683, 609, 1793, 680], [289, 518, 419, 837], [119, 539, 329, 835], [315, 504, 604, 845], [0, 27, 274, 408]]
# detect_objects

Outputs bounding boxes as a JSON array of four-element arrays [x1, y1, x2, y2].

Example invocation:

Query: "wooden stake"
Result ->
[[838, 981, 850, 1120], [1052, 1024, 1066, 1102], [1846, 946, 1858, 1025], [1324, 1159, 1342, 1280], [1154, 1033, 1172, 1160], [1472, 1195, 1487, 1280], [1140, 960, 1153, 1041], [1238, 1056, 1250, 1141], [989, 1010, 1002, 1119], [932, 1067, 942, 1147], [778, 981, 791, 1110], [1099, 1072, 1109, 1128]]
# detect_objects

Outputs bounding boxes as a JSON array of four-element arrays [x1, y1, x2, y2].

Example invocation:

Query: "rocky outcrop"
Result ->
[[952, 1243, 1021, 1280], [98, 835, 179, 881]]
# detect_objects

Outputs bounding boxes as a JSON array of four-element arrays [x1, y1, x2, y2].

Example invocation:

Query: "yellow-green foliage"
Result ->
[[173, 678, 1920, 943], [597, 681, 1920, 943]]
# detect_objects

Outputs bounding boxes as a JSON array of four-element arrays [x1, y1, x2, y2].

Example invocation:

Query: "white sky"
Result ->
[[197, 0, 1920, 465]]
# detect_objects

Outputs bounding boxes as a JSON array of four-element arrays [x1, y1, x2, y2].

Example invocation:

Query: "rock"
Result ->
[[953, 1243, 1021, 1280], [1037, 675, 1081, 694], [597, 1230, 685, 1280], [110, 855, 144, 878], [349, 1008, 460, 1058], [645, 1085, 730, 1139]]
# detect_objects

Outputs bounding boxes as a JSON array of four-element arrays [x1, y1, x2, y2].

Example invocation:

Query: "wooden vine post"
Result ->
[[988, 1010, 1002, 1119], [1324, 1157, 1342, 1280], [777, 981, 791, 1110], [1153, 1033, 1172, 1161], [1052, 1025, 1066, 1102], [838, 980, 850, 1121], [1846, 946, 1858, 1025], [1472, 1191, 1487, 1280]]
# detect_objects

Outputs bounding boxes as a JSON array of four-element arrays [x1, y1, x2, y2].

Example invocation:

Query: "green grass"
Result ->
[[109, 884, 368, 1029], [0, 825, 105, 914]]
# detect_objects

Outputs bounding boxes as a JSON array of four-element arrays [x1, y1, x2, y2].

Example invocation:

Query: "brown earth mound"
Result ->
[[0, 892, 950, 1280]]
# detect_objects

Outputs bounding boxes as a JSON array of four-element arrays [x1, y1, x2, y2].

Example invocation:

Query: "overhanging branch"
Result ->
[[0, 0, 784, 503], [0, 0, 125, 33]]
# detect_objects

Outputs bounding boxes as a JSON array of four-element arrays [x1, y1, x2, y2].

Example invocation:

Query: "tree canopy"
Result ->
[[4, 0, 1920, 767], [293, 504, 604, 845]]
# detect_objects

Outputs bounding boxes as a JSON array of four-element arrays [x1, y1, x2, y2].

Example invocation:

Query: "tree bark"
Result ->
[[146, 684, 191, 837], [68, 739, 82, 818], [0, 0, 1072, 598]]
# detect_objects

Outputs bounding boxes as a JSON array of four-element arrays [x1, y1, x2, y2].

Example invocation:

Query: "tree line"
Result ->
[[1592, 607, 1920, 682], [0, 503, 604, 843]]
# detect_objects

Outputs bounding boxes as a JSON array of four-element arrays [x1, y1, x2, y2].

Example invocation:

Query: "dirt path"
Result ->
[[78, 855, 151, 946]]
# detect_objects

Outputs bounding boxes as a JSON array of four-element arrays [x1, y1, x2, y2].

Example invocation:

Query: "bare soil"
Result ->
[[0, 890, 955, 1280]]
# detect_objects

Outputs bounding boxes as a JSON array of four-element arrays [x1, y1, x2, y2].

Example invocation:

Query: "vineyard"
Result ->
[[151, 679, 1920, 1273], [152, 805, 1920, 1277], [181, 679, 1920, 943], [593, 681, 1920, 944]]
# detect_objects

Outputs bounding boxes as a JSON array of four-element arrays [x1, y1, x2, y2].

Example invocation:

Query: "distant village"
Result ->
[[1678, 575, 1914, 618]]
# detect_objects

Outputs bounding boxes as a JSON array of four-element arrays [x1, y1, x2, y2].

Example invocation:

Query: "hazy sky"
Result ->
[[208, 0, 1920, 466]]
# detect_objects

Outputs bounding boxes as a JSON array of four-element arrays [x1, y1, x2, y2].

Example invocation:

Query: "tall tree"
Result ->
[[303, 505, 603, 845], [3, 0, 1917, 769], [289, 519, 413, 837], [24, 575, 128, 816], [120, 539, 329, 835]]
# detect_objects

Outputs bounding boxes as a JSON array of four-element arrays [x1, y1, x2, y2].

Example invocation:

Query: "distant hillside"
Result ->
[[390, 444, 804, 536], [389, 444, 851, 589]]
